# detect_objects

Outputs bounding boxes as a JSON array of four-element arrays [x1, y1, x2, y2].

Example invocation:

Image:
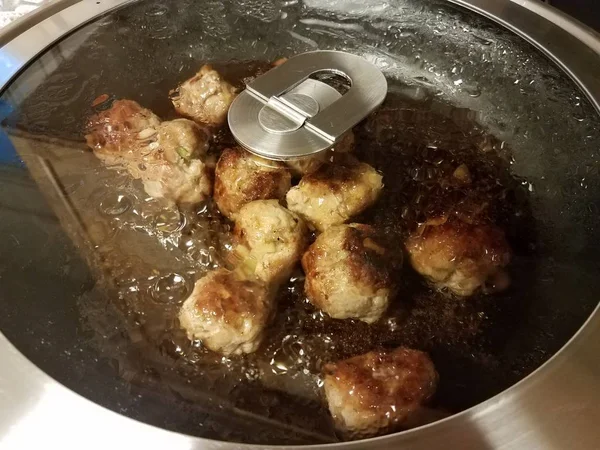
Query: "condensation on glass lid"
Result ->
[[0, 0, 599, 445]]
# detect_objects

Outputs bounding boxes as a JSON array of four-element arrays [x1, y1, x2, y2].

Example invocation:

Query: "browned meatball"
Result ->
[[136, 119, 212, 206], [405, 217, 511, 296], [178, 269, 273, 356], [170, 65, 237, 127], [233, 200, 308, 285], [156, 118, 209, 164], [323, 347, 438, 437], [85, 99, 161, 166], [214, 147, 292, 220], [301, 224, 396, 323], [286, 131, 355, 177], [286, 156, 382, 232], [86, 101, 212, 206]]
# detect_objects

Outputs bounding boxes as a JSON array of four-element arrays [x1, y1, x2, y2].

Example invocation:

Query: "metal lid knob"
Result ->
[[228, 50, 388, 160]]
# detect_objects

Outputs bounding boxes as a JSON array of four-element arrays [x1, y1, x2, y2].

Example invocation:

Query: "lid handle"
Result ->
[[228, 50, 388, 160], [248, 51, 387, 142]]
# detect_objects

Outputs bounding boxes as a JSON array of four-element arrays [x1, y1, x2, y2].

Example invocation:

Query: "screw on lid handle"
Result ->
[[227, 51, 388, 160]]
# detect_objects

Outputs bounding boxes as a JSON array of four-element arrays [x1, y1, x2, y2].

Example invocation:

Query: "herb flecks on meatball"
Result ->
[[86, 101, 212, 206], [214, 147, 291, 220], [233, 200, 308, 286]]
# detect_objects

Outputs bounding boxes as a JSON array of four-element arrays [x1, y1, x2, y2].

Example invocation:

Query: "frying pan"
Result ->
[[0, 0, 599, 448]]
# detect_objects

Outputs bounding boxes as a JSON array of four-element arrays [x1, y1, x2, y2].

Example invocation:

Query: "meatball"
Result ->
[[323, 347, 438, 437], [87, 102, 213, 206], [286, 154, 327, 180], [170, 65, 237, 127], [233, 200, 308, 285], [138, 119, 212, 206], [405, 217, 511, 296], [156, 118, 210, 164], [214, 147, 292, 220], [301, 224, 396, 324], [286, 156, 383, 232], [85, 99, 161, 165], [286, 131, 355, 177], [178, 269, 273, 356]]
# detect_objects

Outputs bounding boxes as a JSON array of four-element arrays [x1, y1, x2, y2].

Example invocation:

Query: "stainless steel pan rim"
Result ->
[[0, 0, 598, 448]]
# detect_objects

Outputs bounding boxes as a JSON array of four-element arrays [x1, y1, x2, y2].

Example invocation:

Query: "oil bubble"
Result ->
[[151, 273, 189, 304], [99, 193, 132, 216]]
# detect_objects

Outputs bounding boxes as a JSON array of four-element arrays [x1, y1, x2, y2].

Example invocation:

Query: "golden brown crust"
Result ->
[[302, 225, 394, 308], [405, 216, 511, 296], [178, 268, 273, 355], [244, 168, 289, 202], [323, 347, 437, 411], [300, 250, 320, 307], [322, 347, 438, 437], [342, 224, 394, 291], [193, 269, 269, 328], [86, 100, 212, 206], [406, 218, 510, 273], [301, 224, 396, 323], [286, 155, 383, 231], [301, 155, 361, 192], [214, 147, 291, 219], [85, 99, 161, 163]]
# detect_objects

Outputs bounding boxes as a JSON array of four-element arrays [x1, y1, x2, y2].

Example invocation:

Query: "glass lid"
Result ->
[[1, 0, 599, 445]]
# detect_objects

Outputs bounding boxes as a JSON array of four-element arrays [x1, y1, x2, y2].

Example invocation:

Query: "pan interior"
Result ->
[[0, 0, 599, 445]]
